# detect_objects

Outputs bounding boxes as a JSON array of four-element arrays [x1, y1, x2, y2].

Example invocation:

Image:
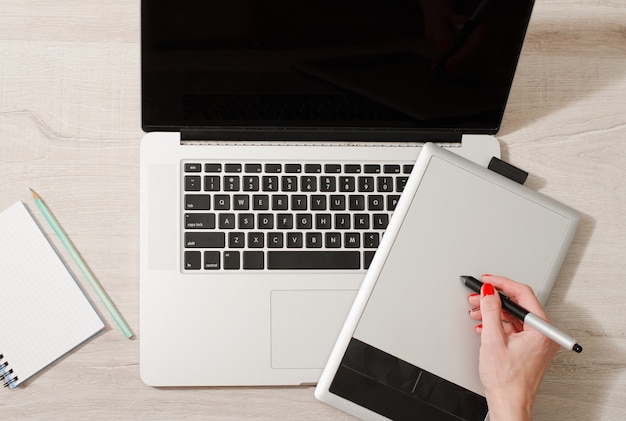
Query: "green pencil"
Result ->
[[30, 188, 134, 339]]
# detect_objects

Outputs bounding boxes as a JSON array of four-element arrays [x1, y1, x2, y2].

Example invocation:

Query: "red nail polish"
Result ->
[[482, 273, 492, 277], [475, 324, 483, 330], [469, 293, 479, 298], [482, 283, 495, 297]]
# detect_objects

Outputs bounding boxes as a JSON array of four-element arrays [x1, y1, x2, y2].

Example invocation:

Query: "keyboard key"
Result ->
[[272, 195, 289, 210], [285, 164, 302, 173], [330, 195, 346, 210], [306, 233, 323, 248], [238, 213, 254, 229], [364, 164, 381, 174], [301, 176, 317, 192], [185, 176, 201, 191], [344, 164, 361, 174], [282, 176, 298, 191], [325, 233, 342, 248], [218, 213, 235, 229], [373, 214, 389, 229], [233, 195, 250, 210], [315, 214, 332, 229], [364, 232, 380, 248], [364, 251, 377, 269], [185, 232, 225, 248], [384, 164, 400, 174], [291, 195, 307, 210], [225, 163, 242, 173], [204, 163, 222, 173], [378, 177, 393, 192], [267, 251, 360, 269], [335, 214, 351, 229], [248, 232, 264, 248], [324, 164, 341, 173], [204, 251, 220, 269], [305, 164, 321, 173], [185, 195, 210, 210], [253, 195, 270, 210], [277, 214, 293, 229], [214, 195, 230, 210], [344, 233, 360, 248], [358, 176, 375, 192], [339, 176, 355, 192], [320, 176, 336, 192], [184, 251, 201, 269], [184, 163, 202, 172], [267, 233, 284, 248], [262, 176, 279, 191], [204, 176, 220, 191], [368, 195, 384, 210], [224, 251, 240, 269], [397, 177, 409, 192], [243, 251, 264, 269], [296, 214, 312, 229], [185, 213, 215, 229], [387, 195, 401, 210], [245, 164, 262, 173], [287, 232, 303, 248], [349, 195, 365, 210], [229, 232, 245, 248], [258, 214, 274, 229], [265, 164, 282, 173], [354, 214, 370, 229], [243, 176, 259, 191], [311, 195, 326, 210]]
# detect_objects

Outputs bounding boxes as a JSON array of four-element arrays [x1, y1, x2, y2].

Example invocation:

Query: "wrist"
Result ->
[[485, 390, 534, 421]]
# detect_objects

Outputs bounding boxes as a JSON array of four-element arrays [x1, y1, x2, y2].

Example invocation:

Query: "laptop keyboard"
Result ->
[[182, 161, 413, 271]]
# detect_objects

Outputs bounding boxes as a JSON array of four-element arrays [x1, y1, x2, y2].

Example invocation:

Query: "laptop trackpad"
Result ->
[[271, 290, 357, 369]]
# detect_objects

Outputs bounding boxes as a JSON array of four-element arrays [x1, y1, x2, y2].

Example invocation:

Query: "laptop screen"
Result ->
[[142, 0, 534, 139]]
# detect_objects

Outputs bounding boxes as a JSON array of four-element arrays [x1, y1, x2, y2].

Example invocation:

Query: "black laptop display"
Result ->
[[142, 0, 534, 138]]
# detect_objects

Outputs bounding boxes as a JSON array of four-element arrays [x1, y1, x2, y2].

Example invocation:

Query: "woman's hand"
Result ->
[[468, 275, 560, 421]]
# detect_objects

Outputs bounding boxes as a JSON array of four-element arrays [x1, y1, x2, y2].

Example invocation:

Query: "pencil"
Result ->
[[30, 188, 134, 339]]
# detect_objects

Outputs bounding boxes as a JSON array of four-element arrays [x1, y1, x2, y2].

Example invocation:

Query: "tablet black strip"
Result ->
[[329, 338, 488, 421]]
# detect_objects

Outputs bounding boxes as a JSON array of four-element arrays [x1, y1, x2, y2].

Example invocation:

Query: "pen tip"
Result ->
[[573, 344, 583, 353]]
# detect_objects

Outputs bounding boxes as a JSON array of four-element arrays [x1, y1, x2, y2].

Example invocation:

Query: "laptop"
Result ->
[[139, 0, 535, 386]]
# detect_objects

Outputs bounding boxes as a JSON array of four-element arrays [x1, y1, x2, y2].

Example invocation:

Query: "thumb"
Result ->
[[479, 283, 506, 345]]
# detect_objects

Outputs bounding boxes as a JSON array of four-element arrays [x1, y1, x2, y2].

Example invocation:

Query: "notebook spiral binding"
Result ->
[[0, 354, 18, 388]]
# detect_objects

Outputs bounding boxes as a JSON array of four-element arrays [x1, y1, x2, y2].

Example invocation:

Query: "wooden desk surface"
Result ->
[[1, 1, 625, 419]]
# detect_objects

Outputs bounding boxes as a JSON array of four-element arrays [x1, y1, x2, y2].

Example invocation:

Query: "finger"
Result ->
[[478, 283, 507, 347], [474, 320, 520, 335], [482, 275, 549, 321], [468, 293, 480, 307], [468, 308, 523, 333]]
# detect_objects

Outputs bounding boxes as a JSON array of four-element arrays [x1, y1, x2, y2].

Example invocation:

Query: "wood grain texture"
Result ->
[[1, 0, 625, 419]]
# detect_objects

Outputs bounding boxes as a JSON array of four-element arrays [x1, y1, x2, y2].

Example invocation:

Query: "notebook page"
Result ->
[[0, 202, 104, 388]]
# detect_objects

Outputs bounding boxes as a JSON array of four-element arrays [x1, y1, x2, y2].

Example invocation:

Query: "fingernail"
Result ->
[[482, 283, 495, 297], [468, 307, 480, 313], [475, 324, 483, 330], [482, 273, 492, 277], [469, 293, 479, 298]]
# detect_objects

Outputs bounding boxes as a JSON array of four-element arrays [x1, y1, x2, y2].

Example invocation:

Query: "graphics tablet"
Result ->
[[315, 143, 579, 420]]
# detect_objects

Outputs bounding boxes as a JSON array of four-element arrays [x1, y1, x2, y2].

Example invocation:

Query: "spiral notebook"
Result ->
[[0, 202, 104, 389]]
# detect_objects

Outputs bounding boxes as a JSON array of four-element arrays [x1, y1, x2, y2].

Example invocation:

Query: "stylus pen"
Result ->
[[461, 276, 582, 353], [30, 188, 134, 339]]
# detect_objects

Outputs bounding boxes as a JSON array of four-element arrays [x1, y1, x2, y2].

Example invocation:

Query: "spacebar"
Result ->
[[268, 251, 360, 269]]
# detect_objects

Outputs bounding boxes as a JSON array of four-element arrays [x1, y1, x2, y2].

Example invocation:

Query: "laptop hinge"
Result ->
[[180, 128, 462, 143]]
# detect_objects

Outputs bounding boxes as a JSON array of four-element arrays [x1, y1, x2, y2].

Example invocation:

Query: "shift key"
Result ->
[[185, 232, 225, 248]]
